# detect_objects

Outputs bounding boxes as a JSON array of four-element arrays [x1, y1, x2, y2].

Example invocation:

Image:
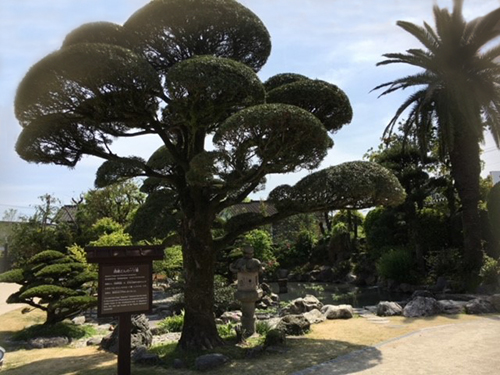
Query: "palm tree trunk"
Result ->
[[449, 130, 483, 286]]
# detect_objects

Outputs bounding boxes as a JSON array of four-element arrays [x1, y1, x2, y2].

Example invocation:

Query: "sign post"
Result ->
[[85, 245, 164, 375]]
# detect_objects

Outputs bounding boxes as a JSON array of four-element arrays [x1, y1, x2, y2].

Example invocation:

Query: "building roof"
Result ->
[[53, 205, 78, 224]]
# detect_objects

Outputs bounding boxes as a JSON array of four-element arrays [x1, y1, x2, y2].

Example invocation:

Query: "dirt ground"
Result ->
[[1, 285, 500, 374]]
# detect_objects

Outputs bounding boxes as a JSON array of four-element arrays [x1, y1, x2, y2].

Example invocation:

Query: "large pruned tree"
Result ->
[[15, 0, 404, 349], [374, 0, 500, 285]]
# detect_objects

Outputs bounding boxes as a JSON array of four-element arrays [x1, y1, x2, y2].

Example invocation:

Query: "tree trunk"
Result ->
[[449, 130, 483, 283], [178, 214, 224, 350]]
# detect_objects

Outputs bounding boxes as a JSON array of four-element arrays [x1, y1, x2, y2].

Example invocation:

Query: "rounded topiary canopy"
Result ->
[[15, 43, 161, 166], [166, 55, 265, 129], [62, 22, 142, 52], [213, 103, 333, 175], [266, 79, 353, 133], [269, 161, 406, 212], [263, 73, 309, 92], [124, 0, 272, 73]]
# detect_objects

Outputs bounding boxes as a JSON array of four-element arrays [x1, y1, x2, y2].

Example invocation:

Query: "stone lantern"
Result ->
[[229, 246, 263, 337]]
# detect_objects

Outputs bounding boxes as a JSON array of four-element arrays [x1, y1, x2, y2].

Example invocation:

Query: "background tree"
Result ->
[[0, 250, 97, 324], [15, 0, 404, 349], [487, 183, 500, 250], [74, 180, 145, 243], [374, 0, 500, 284], [8, 195, 74, 266]]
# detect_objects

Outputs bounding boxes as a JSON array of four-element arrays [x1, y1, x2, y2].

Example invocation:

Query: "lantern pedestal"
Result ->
[[234, 280, 263, 337]]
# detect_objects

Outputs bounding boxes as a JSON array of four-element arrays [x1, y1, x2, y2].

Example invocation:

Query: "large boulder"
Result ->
[[438, 300, 466, 315], [465, 298, 496, 315], [132, 345, 161, 365], [403, 297, 441, 318], [376, 301, 403, 316], [321, 304, 354, 319], [195, 353, 230, 371], [277, 315, 310, 335], [281, 295, 323, 315], [101, 314, 153, 354], [490, 294, 500, 312], [303, 309, 326, 324]]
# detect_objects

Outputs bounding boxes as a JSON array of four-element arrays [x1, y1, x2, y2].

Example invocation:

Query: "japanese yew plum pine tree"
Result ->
[[0, 250, 97, 324], [15, 0, 405, 349]]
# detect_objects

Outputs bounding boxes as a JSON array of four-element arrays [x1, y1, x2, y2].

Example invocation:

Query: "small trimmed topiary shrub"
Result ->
[[0, 249, 97, 325]]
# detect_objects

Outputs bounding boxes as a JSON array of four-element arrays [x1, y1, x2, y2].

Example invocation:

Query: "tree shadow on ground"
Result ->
[[0, 338, 382, 375], [1, 352, 116, 375]]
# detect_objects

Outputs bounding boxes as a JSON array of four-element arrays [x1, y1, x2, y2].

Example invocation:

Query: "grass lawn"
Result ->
[[0, 307, 486, 375]]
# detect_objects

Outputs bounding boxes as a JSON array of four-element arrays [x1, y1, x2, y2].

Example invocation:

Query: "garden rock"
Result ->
[[264, 328, 286, 347], [173, 358, 185, 369], [71, 316, 86, 325], [321, 304, 354, 319], [132, 345, 161, 365], [28, 336, 70, 349], [220, 310, 242, 324], [438, 300, 466, 315], [259, 295, 274, 307], [282, 295, 323, 315], [303, 309, 326, 324], [376, 301, 403, 316], [277, 314, 310, 335], [403, 297, 441, 317], [265, 317, 282, 330], [490, 294, 500, 312], [101, 314, 153, 354], [86, 337, 102, 346], [465, 298, 496, 314], [194, 353, 230, 371]]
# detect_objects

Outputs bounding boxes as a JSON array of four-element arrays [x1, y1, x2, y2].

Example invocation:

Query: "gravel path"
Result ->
[[0, 283, 23, 315], [293, 317, 500, 375]]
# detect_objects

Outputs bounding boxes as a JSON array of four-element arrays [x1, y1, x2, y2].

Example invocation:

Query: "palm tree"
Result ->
[[374, 0, 500, 283]]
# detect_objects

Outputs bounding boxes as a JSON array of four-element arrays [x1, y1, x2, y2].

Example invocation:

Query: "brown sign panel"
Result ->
[[98, 263, 153, 316]]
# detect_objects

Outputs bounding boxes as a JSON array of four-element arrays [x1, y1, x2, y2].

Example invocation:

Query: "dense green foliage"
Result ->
[[7, 195, 74, 266], [12, 321, 97, 341], [374, 0, 500, 278], [487, 183, 500, 246], [158, 311, 185, 333], [14, 0, 405, 349], [0, 250, 97, 324], [376, 247, 415, 284]]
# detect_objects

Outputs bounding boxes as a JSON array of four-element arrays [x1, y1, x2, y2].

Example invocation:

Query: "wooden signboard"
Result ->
[[85, 245, 164, 375]]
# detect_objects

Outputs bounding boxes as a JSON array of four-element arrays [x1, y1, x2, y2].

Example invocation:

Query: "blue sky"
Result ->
[[1, 0, 499, 218]]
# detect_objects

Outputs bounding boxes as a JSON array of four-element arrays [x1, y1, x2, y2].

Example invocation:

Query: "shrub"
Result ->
[[214, 274, 238, 316], [376, 247, 414, 283], [217, 322, 236, 339], [0, 249, 97, 324], [416, 208, 448, 251], [153, 245, 183, 278], [242, 229, 274, 263], [364, 207, 406, 255], [425, 248, 463, 283], [256, 320, 271, 336], [487, 183, 500, 245], [12, 322, 97, 341], [158, 311, 184, 333], [480, 255, 500, 285]]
